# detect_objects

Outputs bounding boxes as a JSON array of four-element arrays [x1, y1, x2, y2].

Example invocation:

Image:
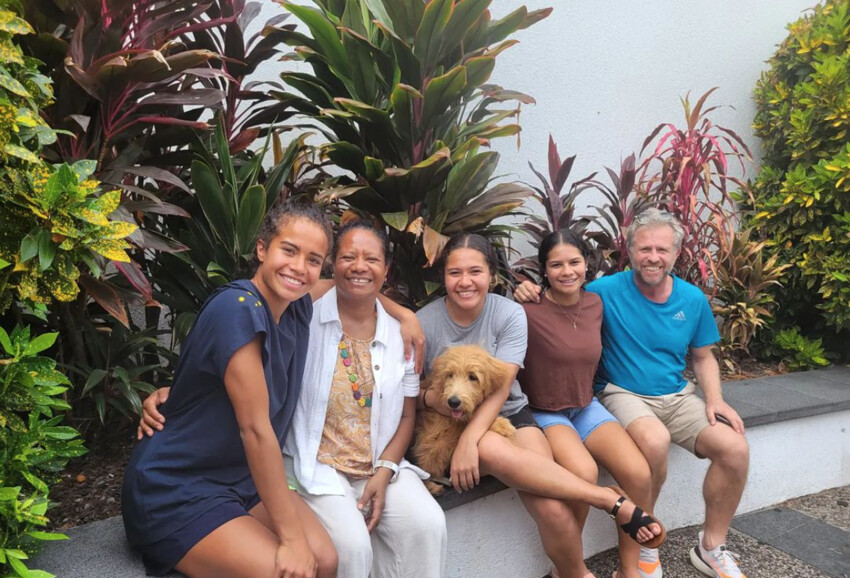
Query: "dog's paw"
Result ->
[[425, 480, 445, 496]]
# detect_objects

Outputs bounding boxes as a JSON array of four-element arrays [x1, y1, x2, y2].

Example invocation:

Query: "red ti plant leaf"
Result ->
[[135, 116, 211, 131], [229, 128, 260, 155], [78, 275, 130, 328], [547, 134, 561, 188], [114, 260, 158, 307], [637, 88, 752, 289]]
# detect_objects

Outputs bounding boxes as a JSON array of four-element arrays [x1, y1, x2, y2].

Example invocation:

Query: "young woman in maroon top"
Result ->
[[519, 230, 657, 578]]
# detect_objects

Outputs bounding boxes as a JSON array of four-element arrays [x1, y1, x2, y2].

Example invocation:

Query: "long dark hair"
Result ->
[[538, 229, 591, 289]]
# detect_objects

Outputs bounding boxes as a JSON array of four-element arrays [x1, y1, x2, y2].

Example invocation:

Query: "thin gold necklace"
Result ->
[[546, 290, 583, 330]]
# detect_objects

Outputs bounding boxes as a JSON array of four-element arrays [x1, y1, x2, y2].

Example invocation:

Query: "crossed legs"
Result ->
[[476, 426, 661, 578], [543, 422, 654, 578]]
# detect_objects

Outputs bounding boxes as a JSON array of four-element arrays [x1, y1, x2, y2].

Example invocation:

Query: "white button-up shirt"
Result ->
[[284, 288, 427, 495]]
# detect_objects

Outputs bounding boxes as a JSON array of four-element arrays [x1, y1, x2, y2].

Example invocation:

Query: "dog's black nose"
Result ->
[[447, 396, 461, 409]]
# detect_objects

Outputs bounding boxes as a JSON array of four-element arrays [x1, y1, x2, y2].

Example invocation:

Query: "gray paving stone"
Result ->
[[725, 384, 832, 423], [582, 525, 829, 578], [732, 507, 812, 540], [35, 517, 181, 578], [732, 508, 850, 578], [801, 367, 850, 387], [721, 367, 850, 427], [785, 486, 850, 532]]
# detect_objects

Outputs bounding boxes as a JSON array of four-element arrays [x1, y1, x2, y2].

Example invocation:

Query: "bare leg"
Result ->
[[175, 516, 280, 578], [694, 424, 749, 549], [519, 426, 595, 578], [585, 422, 653, 578], [250, 498, 338, 577], [624, 416, 671, 510], [476, 430, 660, 543]]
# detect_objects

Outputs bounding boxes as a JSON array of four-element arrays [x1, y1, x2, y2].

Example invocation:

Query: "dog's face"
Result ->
[[424, 345, 510, 421]]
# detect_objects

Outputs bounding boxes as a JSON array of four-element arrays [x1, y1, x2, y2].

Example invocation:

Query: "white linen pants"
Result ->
[[297, 468, 447, 578]]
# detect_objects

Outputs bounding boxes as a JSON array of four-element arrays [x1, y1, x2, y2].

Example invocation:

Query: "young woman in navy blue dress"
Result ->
[[122, 202, 338, 578]]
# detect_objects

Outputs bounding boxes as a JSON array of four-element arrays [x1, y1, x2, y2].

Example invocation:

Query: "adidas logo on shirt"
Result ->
[[673, 310, 687, 321]]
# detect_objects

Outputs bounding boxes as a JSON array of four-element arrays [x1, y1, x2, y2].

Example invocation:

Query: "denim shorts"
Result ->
[[532, 397, 618, 442]]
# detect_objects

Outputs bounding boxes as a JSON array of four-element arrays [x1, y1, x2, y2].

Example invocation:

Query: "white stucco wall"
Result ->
[[486, 0, 815, 210]]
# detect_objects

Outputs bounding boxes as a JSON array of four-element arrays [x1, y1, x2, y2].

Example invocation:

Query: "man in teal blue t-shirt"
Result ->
[[516, 209, 750, 578]]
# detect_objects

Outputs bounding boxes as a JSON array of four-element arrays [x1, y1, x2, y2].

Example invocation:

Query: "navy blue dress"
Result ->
[[122, 279, 311, 574]]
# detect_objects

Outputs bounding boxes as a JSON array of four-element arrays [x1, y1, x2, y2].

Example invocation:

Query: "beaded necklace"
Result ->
[[339, 336, 373, 407]]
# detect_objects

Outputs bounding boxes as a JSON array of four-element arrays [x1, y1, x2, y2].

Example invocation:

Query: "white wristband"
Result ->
[[374, 459, 399, 482]]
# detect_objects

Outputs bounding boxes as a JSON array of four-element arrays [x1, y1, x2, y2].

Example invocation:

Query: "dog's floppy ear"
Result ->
[[480, 354, 512, 397], [423, 353, 448, 393]]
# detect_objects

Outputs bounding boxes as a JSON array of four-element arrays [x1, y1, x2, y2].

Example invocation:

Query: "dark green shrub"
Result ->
[[772, 327, 830, 371], [742, 1, 850, 348], [0, 327, 86, 577], [0, 4, 93, 575]]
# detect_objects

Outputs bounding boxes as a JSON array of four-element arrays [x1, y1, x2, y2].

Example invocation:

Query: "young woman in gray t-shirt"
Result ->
[[416, 233, 665, 578]]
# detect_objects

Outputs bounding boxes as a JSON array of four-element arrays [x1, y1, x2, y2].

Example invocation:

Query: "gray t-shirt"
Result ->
[[417, 294, 529, 416]]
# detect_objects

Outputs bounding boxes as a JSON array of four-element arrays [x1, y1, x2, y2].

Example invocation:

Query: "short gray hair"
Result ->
[[626, 208, 685, 251]]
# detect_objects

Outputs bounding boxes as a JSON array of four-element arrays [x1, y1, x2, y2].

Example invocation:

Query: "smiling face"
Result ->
[[629, 224, 680, 290], [253, 217, 328, 316], [545, 242, 587, 303], [443, 247, 493, 318], [333, 227, 387, 301]]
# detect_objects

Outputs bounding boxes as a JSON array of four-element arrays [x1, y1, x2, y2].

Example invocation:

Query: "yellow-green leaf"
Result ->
[[0, 70, 29, 96], [100, 220, 138, 240], [4, 144, 38, 163], [382, 211, 409, 231], [0, 14, 34, 35], [91, 189, 121, 215], [70, 206, 109, 226], [90, 240, 131, 262]]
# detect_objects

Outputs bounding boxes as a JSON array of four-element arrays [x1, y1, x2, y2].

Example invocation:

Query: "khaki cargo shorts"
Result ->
[[596, 382, 710, 456]]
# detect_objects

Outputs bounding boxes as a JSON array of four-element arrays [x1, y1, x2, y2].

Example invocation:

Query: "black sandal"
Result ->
[[608, 486, 666, 548]]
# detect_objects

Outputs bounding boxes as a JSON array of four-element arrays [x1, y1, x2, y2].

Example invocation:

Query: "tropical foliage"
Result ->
[[742, 0, 850, 350], [0, 327, 86, 578], [153, 120, 322, 343], [638, 88, 751, 290], [513, 136, 595, 282], [20, 0, 315, 424], [276, 0, 549, 304], [772, 327, 831, 372], [512, 91, 775, 367], [0, 5, 86, 574], [712, 228, 791, 366]]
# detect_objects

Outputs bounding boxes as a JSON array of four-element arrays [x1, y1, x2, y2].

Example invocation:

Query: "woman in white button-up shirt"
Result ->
[[285, 220, 446, 578]]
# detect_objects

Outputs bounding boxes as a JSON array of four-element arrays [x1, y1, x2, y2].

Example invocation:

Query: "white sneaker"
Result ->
[[689, 531, 747, 578], [638, 546, 662, 578]]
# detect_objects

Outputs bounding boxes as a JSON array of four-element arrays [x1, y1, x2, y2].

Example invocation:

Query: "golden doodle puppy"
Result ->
[[413, 345, 516, 495]]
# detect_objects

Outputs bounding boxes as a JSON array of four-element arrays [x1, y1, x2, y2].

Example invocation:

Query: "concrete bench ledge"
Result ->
[[436, 365, 850, 511], [33, 366, 850, 577]]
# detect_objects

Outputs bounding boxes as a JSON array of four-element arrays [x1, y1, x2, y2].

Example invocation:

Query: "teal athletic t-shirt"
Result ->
[[588, 271, 720, 396]]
